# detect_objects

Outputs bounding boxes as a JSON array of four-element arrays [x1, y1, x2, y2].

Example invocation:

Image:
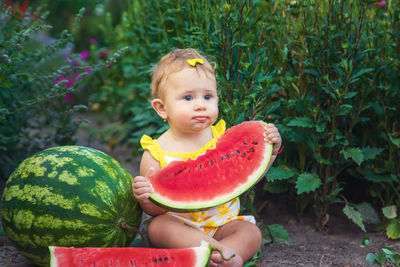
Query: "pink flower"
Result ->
[[84, 68, 92, 75], [80, 50, 90, 60], [74, 69, 92, 81], [376, 1, 386, 7], [56, 77, 74, 87], [89, 38, 98, 44], [98, 51, 108, 58], [63, 93, 74, 103]]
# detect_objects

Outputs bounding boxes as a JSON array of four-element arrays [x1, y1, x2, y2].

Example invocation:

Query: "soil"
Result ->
[[0, 120, 397, 267]]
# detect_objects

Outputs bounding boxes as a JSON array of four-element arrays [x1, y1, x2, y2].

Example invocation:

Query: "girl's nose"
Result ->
[[194, 98, 206, 110]]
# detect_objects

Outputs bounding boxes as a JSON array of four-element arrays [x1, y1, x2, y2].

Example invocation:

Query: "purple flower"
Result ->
[[70, 59, 79, 68], [89, 38, 98, 44], [80, 50, 90, 60], [376, 1, 386, 7]]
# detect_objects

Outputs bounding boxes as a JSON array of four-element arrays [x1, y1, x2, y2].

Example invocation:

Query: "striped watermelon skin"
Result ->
[[1, 146, 142, 267]]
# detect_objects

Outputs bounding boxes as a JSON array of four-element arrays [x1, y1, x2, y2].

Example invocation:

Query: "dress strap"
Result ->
[[212, 120, 226, 138], [140, 120, 226, 166], [140, 135, 168, 167]]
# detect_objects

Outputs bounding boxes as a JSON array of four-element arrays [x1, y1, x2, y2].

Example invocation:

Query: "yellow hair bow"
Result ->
[[187, 58, 204, 67]]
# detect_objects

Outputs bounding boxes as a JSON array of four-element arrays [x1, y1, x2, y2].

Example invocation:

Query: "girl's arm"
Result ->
[[132, 150, 167, 216]]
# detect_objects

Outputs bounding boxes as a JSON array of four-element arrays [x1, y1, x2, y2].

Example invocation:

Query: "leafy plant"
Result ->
[[363, 237, 400, 266], [0, 4, 90, 182], [262, 0, 400, 230], [382, 205, 400, 239]]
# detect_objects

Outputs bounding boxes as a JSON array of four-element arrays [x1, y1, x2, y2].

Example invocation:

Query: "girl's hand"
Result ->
[[264, 123, 282, 156], [132, 168, 155, 202]]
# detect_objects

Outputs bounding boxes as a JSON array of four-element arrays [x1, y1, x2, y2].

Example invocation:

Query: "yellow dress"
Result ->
[[140, 120, 255, 237]]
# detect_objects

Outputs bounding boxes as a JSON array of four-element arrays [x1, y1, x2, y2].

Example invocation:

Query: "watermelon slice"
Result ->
[[49, 242, 211, 267], [149, 120, 273, 211]]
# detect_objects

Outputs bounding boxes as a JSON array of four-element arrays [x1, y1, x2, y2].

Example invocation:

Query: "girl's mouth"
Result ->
[[193, 116, 208, 122]]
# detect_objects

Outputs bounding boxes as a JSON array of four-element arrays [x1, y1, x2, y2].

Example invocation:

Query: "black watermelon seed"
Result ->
[[220, 156, 224, 161], [226, 154, 229, 159], [164, 257, 168, 261], [159, 257, 163, 262], [236, 150, 240, 154], [210, 161, 213, 165], [199, 164, 202, 169], [250, 148, 255, 152], [243, 141, 248, 145], [154, 258, 157, 263], [253, 141, 258, 145], [242, 152, 247, 157]]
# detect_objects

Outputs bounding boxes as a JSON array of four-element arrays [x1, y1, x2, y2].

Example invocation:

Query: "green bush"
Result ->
[[262, 0, 400, 231], [84, 0, 400, 231], [0, 4, 90, 182]]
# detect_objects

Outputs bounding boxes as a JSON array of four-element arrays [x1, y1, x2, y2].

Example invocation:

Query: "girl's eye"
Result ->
[[204, 94, 212, 100], [184, 95, 193, 101]]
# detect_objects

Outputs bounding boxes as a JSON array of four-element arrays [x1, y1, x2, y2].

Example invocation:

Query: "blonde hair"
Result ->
[[150, 48, 216, 99]]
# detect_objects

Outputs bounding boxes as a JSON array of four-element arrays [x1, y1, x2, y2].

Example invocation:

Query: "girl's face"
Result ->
[[155, 67, 219, 134]]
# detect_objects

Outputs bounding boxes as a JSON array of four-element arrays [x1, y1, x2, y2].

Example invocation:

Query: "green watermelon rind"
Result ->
[[48, 241, 212, 267], [150, 138, 273, 211], [1, 146, 142, 267]]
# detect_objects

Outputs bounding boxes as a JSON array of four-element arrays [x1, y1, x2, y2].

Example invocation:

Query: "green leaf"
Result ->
[[287, 117, 314, 128], [304, 68, 319, 77], [386, 219, 400, 239], [343, 204, 366, 232], [382, 247, 395, 256], [341, 147, 364, 165], [393, 253, 400, 264], [358, 168, 396, 184], [375, 252, 388, 264], [232, 42, 248, 48], [266, 224, 291, 243], [355, 202, 381, 225], [362, 147, 384, 161], [348, 68, 374, 84], [296, 173, 321, 194], [361, 236, 371, 246], [335, 104, 352, 116], [266, 166, 297, 182], [382, 205, 397, 219], [343, 91, 358, 99], [263, 181, 289, 193], [365, 253, 377, 264], [388, 133, 400, 146]]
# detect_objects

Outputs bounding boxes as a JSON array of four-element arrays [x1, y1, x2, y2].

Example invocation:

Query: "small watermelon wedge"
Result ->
[[49, 241, 212, 267], [149, 120, 273, 211]]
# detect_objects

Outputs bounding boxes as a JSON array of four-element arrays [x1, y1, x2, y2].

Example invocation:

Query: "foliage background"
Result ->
[[1, 0, 400, 238]]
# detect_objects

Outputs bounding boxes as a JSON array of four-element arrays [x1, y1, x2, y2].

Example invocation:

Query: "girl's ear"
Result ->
[[151, 98, 167, 121]]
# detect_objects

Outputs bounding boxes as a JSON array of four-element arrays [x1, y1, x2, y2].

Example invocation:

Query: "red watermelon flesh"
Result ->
[[149, 121, 273, 211], [49, 242, 211, 267]]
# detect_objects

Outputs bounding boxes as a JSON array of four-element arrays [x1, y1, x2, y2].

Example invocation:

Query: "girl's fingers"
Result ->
[[132, 175, 154, 200]]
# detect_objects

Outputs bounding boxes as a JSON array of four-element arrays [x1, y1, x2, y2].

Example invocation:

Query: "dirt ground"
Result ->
[[0, 122, 397, 266], [0, 199, 395, 267]]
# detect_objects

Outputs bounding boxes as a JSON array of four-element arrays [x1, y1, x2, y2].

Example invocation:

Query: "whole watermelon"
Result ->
[[1, 146, 142, 266]]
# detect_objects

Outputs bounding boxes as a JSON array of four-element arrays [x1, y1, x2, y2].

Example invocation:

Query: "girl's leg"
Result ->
[[212, 220, 262, 264], [147, 214, 241, 266]]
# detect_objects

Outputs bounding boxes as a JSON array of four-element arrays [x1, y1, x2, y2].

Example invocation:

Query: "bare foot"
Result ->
[[209, 249, 243, 267]]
